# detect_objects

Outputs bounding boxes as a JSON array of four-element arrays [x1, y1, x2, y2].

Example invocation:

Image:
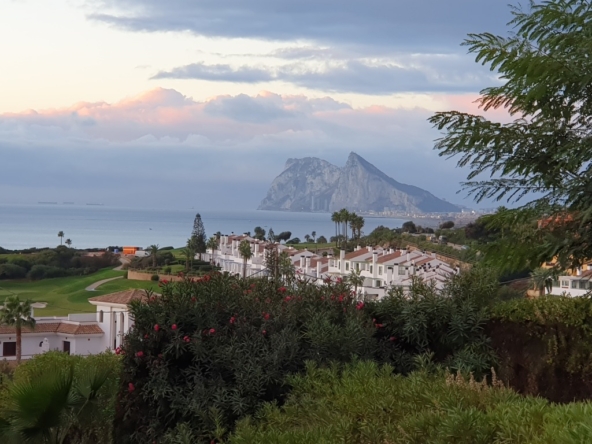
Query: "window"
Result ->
[[375, 280, 381, 287], [379, 266, 383, 275], [356, 263, 360, 271], [552, 279, 560, 287], [572, 280, 578, 289], [63, 341, 71, 355], [561, 280, 569, 287], [369, 265, 373, 273], [398, 266, 406, 276], [345, 262, 349, 271], [580, 280, 588, 290], [2, 342, 16, 357], [99, 310, 104, 322]]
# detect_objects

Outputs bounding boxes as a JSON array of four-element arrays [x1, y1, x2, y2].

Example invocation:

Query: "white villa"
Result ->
[[0, 290, 145, 361], [548, 264, 592, 297], [204, 235, 459, 299]]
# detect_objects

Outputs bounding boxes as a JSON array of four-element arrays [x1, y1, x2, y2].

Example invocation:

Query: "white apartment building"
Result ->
[[549, 264, 592, 297], [205, 235, 458, 299]]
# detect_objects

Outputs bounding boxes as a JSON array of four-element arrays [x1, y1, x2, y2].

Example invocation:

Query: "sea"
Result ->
[[0, 204, 408, 250]]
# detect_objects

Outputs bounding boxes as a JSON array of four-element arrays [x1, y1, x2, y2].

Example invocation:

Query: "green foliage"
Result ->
[[490, 296, 592, 401], [230, 360, 592, 444], [285, 238, 300, 245], [150, 274, 159, 282], [116, 274, 377, 442], [0, 352, 120, 444], [316, 235, 327, 244], [0, 264, 27, 280], [430, 0, 592, 270], [368, 268, 498, 377]]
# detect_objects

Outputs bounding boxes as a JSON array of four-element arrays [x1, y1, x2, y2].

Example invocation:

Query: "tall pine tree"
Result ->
[[190, 213, 207, 260]]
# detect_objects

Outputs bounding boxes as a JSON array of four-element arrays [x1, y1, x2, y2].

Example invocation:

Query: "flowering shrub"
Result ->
[[115, 273, 376, 443]]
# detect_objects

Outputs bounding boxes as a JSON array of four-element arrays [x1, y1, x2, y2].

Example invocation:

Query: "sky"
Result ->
[[0, 0, 515, 210]]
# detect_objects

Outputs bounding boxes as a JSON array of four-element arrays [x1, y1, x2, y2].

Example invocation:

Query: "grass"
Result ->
[[288, 242, 333, 251], [0, 268, 130, 316]]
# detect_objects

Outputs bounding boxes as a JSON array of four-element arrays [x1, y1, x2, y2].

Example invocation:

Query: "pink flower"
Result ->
[[191, 297, 197, 302], [278, 287, 287, 293], [128, 382, 135, 392], [262, 330, 267, 335], [136, 351, 144, 358], [389, 336, 396, 342], [115, 347, 121, 355], [263, 313, 270, 320], [144, 334, 149, 339], [183, 335, 191, 343], [338, 295, 344, 302], [336, 277, 343, 283], [376, 324, 384, 328], [161, 279, 169, 285], [356, 302, 365, 310], [171, 324, 177, 330], [154, 324, 160, 332], [209, 328, 216, 335], [284, 296, 292, 302], [230, 316, 236, 324]]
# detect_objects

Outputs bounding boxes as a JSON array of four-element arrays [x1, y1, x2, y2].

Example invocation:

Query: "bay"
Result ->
[[0, 204, 407, 250]]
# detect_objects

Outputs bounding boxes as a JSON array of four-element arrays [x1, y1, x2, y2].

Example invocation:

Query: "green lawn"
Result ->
[[289, 243, 334, 251], [0, 268, 134, 316]]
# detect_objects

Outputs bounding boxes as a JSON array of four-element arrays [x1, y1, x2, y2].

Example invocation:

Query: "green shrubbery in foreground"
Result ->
[[230, 361, 592, 444]]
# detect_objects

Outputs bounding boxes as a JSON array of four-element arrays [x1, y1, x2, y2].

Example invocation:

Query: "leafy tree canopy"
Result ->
[[430, 0, 592, 271]]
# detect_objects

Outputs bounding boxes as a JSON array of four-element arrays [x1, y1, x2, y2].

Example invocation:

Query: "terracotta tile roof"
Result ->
[[0, 322, 103, 335], [89, 289, 148, 305], [413, 258, 433, 267], [376, 251, 403, 264], [344, 249, 373, 260]]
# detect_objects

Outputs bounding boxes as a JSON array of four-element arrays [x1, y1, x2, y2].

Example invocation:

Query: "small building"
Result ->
[[122, 246, 140, 256], [0, 290, 148, 361]]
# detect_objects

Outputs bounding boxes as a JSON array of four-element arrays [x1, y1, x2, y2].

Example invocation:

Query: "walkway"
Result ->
[[85, 256, 129, 291], [85, 276, 123, 291]]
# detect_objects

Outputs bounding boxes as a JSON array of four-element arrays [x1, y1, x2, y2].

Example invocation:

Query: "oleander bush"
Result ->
[[229, 360, 592, 444], [115, 268, 498, 443], [115, 274, 377, 443]]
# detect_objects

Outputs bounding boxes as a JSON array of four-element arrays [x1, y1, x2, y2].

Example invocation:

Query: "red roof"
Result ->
[[89, 289, 148, 305], [0, 322, 103, 335], [344, 249, 373, 260], [376, 251, 403, 264]]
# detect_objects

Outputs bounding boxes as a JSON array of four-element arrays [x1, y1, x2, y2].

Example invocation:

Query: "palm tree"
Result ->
[[238, 240, 253, 279], [339, 209, 351, 248], [331, 212, 340, 247], [350, 214, 365, 240], [0, 364, 110, 443], [180, 248, 192, 271], [348, 268, 365, 298], [147, 244, 159, 269], [206, 236, 219, 265], [530, 267, 558, 296], [304, 234, 311, 243], [311, 231, 316, 243], [65, 239, 72, 248], [0, 295, 35, 364], [57, 231, 64, 245]]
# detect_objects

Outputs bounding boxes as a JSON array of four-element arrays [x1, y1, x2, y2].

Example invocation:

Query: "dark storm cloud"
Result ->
[[90, 0, 513, 53]]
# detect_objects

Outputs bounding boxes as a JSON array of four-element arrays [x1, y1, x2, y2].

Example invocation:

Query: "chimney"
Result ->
[[305, 257, 311, 275], [406, 253, 410, 262], [317, 260, 322, 277], [367, 246, 372, 252], [300, 256, 305, 268], [372, 252, 378, 277], [340, 250, 346, 274]]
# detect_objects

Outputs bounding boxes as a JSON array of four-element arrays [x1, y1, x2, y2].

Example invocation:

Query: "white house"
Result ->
[[548, 266, 592, 297], [0, 289, 147, 361]]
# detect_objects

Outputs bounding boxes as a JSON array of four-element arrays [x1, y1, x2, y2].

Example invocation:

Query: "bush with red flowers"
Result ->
[[114, 273, 375, 443]]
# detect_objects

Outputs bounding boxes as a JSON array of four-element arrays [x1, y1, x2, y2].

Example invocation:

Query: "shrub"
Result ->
[[367, 267, 497, 377], [8, 257, 33, 271], [163, 266, 172, 275], [1, 351, 121, 443], [488, 296, 592, 402], [115, 274, 376, 442], [230, 360, 592, 444], [150, 274, 159, 282], [27, 264, 70, 280], [0, 264, 27, 280]]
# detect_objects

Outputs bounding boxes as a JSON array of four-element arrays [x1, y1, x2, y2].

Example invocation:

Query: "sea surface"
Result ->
[[0, 204, 407, 250]]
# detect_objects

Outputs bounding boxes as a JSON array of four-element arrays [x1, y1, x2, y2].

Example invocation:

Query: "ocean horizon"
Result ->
[[0, 203, 409, 250]]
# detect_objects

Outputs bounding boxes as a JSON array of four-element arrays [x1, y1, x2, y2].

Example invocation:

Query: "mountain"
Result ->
[[258, 152, 461, 213]]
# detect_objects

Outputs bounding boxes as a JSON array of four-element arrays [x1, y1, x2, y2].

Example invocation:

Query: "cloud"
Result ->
[[90, 0, 512, 53], [0, 88, 505, 209], [153, 56, 498, 94]]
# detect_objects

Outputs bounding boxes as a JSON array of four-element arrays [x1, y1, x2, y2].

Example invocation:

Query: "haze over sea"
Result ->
[[0, 204, 408, 250]]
